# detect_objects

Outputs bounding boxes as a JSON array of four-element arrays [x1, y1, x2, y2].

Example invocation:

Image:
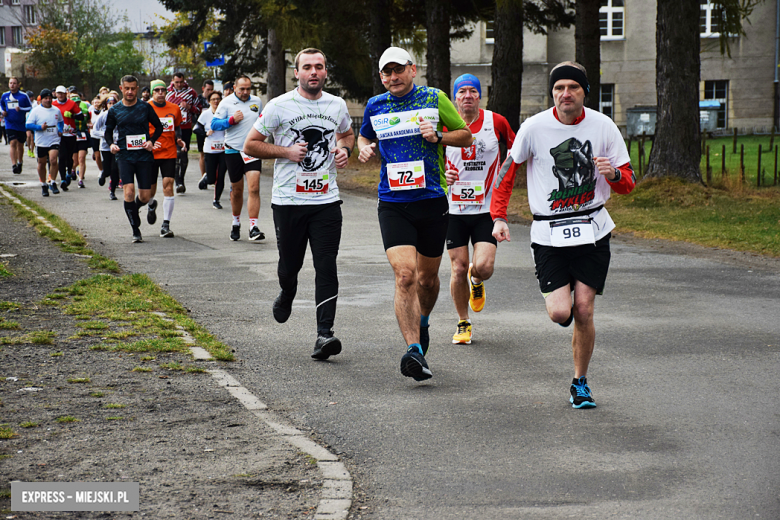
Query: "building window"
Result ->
[[703, 80, 728, 128], [600, 84, 614, 120], [24, 5, 35, 24], [0, 29, 5, 47], [11, 0, 19, 5], [599, 0, 624, 40], [700, 0, 724, 37], [485, 20, 494, 44], [12, 26, 21, 45]]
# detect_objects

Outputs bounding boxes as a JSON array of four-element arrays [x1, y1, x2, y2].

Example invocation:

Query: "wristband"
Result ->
[[229, 116, 236, 126], [610, 168, 621, 182], [342, 146, 352, 158]]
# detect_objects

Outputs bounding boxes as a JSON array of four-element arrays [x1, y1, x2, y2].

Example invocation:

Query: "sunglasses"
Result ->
[[153, 88, 166, 93], [380, 63, 410, 77]]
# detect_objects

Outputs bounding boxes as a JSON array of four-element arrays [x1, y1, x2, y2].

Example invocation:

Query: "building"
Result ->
[[0, 0, 39, 76]]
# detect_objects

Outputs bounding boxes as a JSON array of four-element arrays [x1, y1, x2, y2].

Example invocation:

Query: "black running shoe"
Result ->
[[160, 221, 174, 238], [98, 172, 106, 186], [176, 182, 186, 194], [49, 182, 60, 195], [230, 224, 240, 241], [109, 191, 117, 201], [311, 335, 342, 360], [198, 174, 208, 190], [147, 199, 158, 225], [59, 178, 69, 191], [272, 290, 294, 323], [400, 345, 433, 381], [41, 184, 49, 197], [420, 325, 430, 356], [12, 163, 19, 174], [248, 226, 265, 241], [570, 376, 596, 409], [132, 228, 143, 243], [212, 201, 222, 210]]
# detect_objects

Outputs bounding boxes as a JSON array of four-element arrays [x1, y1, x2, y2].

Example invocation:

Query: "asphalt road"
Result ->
[[6, 164, 779, 519]]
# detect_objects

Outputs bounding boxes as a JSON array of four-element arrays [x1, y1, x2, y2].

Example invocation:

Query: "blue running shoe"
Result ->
[[570, 376, 596, 408], [400, 345, 432, 382], [420, 325, 430, 356]]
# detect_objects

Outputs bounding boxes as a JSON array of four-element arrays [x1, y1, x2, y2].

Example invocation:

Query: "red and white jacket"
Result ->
[[165, 80, 201, 129]]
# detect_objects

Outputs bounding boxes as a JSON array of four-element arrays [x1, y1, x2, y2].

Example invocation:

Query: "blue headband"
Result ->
[[453, 74, 481, 99]]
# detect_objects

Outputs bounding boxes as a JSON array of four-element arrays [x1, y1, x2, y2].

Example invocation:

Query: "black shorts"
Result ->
[[117, 160, 155, 190], [446, 212, 497, 250], [91, 137, 101, 153], [36, 146, 59, 158], [76, 135, 90, 152], [154, 158, 176, 179], [531, 233, 612, 296], [7, 129, 26, 142], [196, 132, 205, 153], [224, 152, 262, 184], [377, 196, 449, 258]]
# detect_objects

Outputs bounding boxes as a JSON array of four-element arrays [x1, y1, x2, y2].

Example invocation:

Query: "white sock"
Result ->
[[249, 218, 257, 229], [471, 276, 481, 285], [232, 215, 240, 226], [40, 182, 46, 187], [163, 196, 175, 222]]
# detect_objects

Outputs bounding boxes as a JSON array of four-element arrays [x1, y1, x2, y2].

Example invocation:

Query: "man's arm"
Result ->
[[357, 134, 379, 163], [104, 109, 116, 145], [148, 104, 164, 143], [332, 128, 355, 169]]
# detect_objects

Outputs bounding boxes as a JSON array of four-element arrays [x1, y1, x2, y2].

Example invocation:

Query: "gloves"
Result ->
[[64, 111, 72, 118]]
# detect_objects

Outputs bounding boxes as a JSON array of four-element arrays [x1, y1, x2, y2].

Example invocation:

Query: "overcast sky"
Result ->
[[107, 0, 174, 33]]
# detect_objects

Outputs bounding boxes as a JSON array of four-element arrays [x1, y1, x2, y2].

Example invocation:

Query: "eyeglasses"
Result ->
[[153, 88, 166, 93], [380, 63, 410, 77]]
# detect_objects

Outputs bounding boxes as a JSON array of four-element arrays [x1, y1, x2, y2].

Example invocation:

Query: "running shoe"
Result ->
[[198, 174, 208, 190], [11, 163, 19, 174], [27, 149, 34, 158], [212, 201, 222, 210], [176, 176, 186, 194], [98, 172, 106, 186], [108, 191, 117, 201], [468, 263, 486, 312], [400, 345, 432, 381], [147, 199, 158, 225], [230, 224, 241, 241], [118, 180, 123, 189], [560, 305, 574, 327], [272, 290, 294, 323], [132, 228, 143, 243], [452, 320, 472, 344], [420, 324, 430, 356], [41, 184, 49, 197], [248, 226, 265, 241], [78, 180, 85, 189], [160, 221, 174, 238], [311, 335, 342, 360], [570, 376, 596, 409], [49, 182, 59, 195], [59, 176, 70, 191]]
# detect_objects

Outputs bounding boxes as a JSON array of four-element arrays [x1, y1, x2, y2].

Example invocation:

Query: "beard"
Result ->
[[299, 78, 323, 96]]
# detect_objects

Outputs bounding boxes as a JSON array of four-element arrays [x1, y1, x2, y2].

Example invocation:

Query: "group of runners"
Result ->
[[4, 46, 637, 408]]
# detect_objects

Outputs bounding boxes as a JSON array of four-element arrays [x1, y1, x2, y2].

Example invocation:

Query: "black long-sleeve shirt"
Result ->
[[105, 100, 163, 162]]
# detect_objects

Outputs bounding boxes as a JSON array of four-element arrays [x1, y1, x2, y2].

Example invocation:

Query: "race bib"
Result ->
[[210, 140, 225, 152], [550, 217, 596, 247], [295, 171, 329, 194], [7, 100, 18, 110], [450, 180, 485, 205], [160, 117, 174, 132], [387, 160, 425, 191], [76, 133, 87, 141], [45, 127, 57, 133], [126, 134, 147, 150], [240, 151, 256, 164]]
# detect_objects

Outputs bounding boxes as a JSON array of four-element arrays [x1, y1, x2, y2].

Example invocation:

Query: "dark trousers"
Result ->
[[176, 128, 193, 182], [272, 201, 343, 335], [59, 136, 77, 179], [101, 151, 119, 193], [205, 152, 226, 202]]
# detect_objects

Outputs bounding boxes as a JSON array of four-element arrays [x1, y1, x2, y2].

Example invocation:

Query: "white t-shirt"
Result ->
[[213, 93, 262, 152], [509, 107, 630, 246], [90, 110, 118, 152], [254, 88, 352, 206], [197, 109, 225, 154], [27, 105, 63, 148]]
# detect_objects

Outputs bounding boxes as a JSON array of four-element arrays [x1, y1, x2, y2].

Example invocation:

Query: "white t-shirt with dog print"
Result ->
[[254, 88, 352, 206]]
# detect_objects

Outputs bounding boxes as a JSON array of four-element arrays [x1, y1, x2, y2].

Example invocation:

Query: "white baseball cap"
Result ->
[[378, 47, 413, 71], [55, 85, 68, 93]]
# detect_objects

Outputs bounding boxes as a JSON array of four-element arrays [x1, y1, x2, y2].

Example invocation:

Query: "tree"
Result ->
[[645, 0, 701, 182], [575, 0, 600, 112], [368, 0, 392, 95], [425, 0, 451, 91]]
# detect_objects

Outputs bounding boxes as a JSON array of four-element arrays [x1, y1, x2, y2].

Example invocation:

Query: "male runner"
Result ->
[[223, 82, 234, 98], [244, 48, 354, 360], [357, 47, 472, 381], [1, 77, 32, 174], [51, 85, 83, 190], [211, 75, 264, 241], [71, 91, 91, 188], [105, 75, 164, 243], [166, 72, 201, 193], [491, 61, 636, 408], [140, 87, 151, 103], [196, 80, 214, 180], [25, 89, 63, 197], [148, 79, 185, 238], [444, 74, 516, 345]]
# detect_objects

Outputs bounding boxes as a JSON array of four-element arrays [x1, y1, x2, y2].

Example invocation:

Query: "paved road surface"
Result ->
[[6, 167, 779, 519]]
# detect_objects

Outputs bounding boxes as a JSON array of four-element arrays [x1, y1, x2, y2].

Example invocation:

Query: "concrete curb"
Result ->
[[0, 185, 62, 233]]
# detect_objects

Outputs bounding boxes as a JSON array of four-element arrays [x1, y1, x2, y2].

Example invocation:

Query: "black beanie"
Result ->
[[549, 65, 590, 98]]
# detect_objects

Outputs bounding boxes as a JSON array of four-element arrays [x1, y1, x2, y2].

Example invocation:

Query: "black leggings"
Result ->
[[204, 152, 226, 202], [101, 151, 120, 193], [59, 136, 77, 179], [176, 128, 193, 181], [272, 201, 343, 336]]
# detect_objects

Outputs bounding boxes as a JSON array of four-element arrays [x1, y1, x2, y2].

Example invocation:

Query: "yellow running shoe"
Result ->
[[468, 263, 486, 312], [452, 320, 472, 344]]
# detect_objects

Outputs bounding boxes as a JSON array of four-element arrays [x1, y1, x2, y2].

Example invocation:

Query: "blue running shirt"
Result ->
[[360, 85, 466, 203]]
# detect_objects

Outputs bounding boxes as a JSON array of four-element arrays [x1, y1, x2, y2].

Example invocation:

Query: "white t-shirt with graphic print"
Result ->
[[254, 88, 352, 206]]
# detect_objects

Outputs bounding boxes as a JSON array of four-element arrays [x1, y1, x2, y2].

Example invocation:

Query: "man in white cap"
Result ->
[[357, 46, 472, 382]]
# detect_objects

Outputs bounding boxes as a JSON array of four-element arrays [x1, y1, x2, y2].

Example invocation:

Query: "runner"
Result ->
[[357, 47, 472, 381], [51, 85, 83, 191], [1, 77, 33, 174], [165, 72, 201, 193], [223, 82, 234, 98], [211, 75, 264, 241], [25, 88, 63, 197], [104, 75, 164, 243], [491, 61, 636, 408], [147, 79, 186, 238], [25, 90, 37, 159], [443, 74, 517, 345], [140, 87, 151, 103], [196, 79, 214, 182], [71, 91, 91, 188], [91, 95, 120, 200], [244, 48, 354, 360], [196, 90, 226, 209], [90, 96, 104, 177]]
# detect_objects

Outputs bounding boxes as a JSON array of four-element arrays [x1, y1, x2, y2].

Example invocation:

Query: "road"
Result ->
[[6, 165, 779, 519]]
